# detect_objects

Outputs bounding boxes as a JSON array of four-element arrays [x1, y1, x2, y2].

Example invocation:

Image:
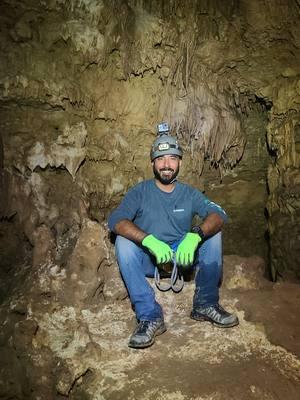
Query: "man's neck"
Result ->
[[154, 179, 176, 193]]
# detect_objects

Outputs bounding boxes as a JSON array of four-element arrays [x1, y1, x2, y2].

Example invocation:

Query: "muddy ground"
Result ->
[[1, 250, 299, 399], [50, 278, 300, 399]]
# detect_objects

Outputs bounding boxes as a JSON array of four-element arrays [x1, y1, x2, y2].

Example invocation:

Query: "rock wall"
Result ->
[[0, 1, 300, 398], [0, 0, 299, 289], [204, 107, 269, 260], [267, 113, 300, 280]]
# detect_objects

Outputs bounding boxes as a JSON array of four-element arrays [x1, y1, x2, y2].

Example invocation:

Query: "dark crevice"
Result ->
[[254, 95, 273, 111], [0, 99, 66, 111], [33, 164, 68, 174]]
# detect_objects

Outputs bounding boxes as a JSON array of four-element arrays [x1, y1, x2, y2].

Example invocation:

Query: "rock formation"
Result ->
[[0, 0, 299, 398], [1, 0, 299, 278]]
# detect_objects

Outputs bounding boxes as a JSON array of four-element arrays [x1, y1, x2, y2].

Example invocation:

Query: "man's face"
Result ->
[[152, 154, 181, 185]]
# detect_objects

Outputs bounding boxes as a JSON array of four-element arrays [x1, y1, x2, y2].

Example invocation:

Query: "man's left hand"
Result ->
[[176, 233, 202, 267]]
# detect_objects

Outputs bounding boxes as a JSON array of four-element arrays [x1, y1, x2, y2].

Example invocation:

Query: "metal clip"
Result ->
[[154, 254, 184, 293]]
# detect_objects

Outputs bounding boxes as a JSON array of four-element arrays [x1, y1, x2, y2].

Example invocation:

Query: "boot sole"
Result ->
[[128, 325, 167, 349], [190, 312, 239, 328]]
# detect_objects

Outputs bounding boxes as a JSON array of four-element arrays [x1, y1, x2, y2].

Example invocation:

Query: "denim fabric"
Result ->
[[115, 232, 222, 321], [193, 231, 222, 308]]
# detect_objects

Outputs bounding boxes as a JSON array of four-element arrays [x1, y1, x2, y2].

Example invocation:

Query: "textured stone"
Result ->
[[32, 225, 56, 267], [0, 0, 300, 396], [102, 261, 128, 301], [223, 255, 268, 290], [65, 219, 110, 307]]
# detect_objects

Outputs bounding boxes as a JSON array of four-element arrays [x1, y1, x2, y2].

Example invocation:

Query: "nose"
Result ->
[[163, 157, 170, 168]]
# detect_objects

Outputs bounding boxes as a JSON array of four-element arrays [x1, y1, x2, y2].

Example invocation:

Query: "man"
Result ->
[[108, 123, 239, 349]]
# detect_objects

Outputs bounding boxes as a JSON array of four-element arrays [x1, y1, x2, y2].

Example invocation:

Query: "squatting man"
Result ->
[[108, 123, 239, 349]]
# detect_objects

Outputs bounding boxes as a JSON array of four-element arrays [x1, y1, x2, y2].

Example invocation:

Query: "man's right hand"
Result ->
[[142, 234, 173, 264]]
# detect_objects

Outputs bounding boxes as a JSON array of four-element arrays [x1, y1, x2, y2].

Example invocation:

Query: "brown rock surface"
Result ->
[[0, 0, 299, 276], [0, 250, 299, 399], [0, 0, 300, 399], [223, 255, 268, 290]]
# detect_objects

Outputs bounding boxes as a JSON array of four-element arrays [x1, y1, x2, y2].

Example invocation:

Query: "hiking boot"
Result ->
[[128, 319, 166, 348], [191, 304, 239, 328]]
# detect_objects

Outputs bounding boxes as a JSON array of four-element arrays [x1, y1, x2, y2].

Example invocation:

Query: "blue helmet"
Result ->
[[150, 123, 183, 161]]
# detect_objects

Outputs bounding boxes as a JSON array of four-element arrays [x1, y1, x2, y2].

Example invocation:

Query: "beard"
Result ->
[[153, 164, 180, 185]]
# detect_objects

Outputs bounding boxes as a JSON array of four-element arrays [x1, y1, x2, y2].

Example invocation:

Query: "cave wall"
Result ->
[[0, 1, 300, 398], [0, 0, 299, 280], [204, 107, 269, 260]]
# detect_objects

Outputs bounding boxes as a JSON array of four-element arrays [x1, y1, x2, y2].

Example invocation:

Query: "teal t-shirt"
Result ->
[[108, 179, 227, 244]]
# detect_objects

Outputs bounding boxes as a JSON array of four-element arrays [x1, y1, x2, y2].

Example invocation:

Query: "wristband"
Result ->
[[191, 226, 205, 241]]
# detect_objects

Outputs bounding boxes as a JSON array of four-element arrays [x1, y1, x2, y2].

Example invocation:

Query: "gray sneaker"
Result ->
[[128, 319, 166, 348], [191, 304, 239, 328]]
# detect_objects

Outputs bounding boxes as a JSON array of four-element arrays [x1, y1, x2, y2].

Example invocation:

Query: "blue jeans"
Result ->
[[115, 232, 222, 321]]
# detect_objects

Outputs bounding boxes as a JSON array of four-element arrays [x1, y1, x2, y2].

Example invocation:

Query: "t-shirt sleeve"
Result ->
[[192, 189, 228, 223], [108, 185, 142, 232]]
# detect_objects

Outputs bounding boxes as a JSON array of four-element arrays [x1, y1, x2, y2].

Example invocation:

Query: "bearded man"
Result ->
[[108, 124, 238, 349]]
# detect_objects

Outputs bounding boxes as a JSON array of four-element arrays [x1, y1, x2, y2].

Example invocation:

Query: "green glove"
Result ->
[[176, 233, 202, 267], [142, 234, 173, 264]]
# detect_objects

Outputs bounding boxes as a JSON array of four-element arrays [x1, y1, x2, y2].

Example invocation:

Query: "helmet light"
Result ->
[[158, 143, 170, 151]]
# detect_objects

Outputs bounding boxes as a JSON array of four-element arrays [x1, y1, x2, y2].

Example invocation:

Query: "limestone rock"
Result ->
[[1, 0, 299, 279], [223, 255, 268, 290], [13, 319, 38, 353], [0, 0, 300, 395], [102, 261, 128, 301], [0, 348, 26, 399], [65, 220, 110, 307], [32, 225, 56, 267]]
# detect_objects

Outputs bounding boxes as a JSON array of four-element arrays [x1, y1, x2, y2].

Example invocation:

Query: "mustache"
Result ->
[[159, 168, 174, 172]]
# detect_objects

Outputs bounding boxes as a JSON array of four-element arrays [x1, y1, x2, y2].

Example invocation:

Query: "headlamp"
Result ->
[[150, 122, 183, 160], [153, 143, 179, 153], [158, 143, 170, 151]]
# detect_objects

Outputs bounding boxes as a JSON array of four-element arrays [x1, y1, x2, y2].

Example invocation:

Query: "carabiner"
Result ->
[[154, 253, 184, 293]]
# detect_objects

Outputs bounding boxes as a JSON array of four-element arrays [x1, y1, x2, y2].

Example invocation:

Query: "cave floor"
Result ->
[[51, 280, 300, 400]]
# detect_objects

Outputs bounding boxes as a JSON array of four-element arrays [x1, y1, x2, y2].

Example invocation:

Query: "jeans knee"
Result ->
[[197, 231, 222, 267], [115, 236, 140, 261], [207, 231, 222, 252]]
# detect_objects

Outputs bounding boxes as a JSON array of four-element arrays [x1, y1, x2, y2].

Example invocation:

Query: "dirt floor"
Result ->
[[2, 250, 299, 399], [44, 278, 300, 400]]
